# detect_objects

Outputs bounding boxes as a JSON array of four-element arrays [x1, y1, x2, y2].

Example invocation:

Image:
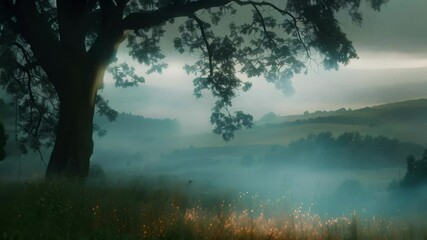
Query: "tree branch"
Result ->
[[87, 0, 126, 66], [191, 14, 213, 77], [121, 0, 310, 59], [81, 9, 102, 36], [12, 42, 45, 149], [13, 0, 59, 74], [14, 61, 44, 148], [122, 0, 232, 30], [56, 0, 87, 53], [116, 0, 129, 12], [233, 0, 311, 59], [12, 42, 39, 70], [251, 4, 276, 48], [284, 12, 311, 60], [87, 0, 98, 10]]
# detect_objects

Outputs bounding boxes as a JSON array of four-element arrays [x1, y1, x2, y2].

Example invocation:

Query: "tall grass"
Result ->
[[0, 178, 425, 240]]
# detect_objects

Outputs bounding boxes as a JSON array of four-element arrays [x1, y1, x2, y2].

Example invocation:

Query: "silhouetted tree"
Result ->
[[401, 150, 427, 187], [0, 121, 7, 160], [0, 0, 387, 179]]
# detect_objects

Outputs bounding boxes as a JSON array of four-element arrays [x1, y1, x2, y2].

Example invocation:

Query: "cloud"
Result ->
[[275, 73, 295, 97], [340, 0, 427, 55]]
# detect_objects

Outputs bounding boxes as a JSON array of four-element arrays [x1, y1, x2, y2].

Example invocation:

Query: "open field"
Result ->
[[1, 100, 427, 239], [1, 179, 426, 240]]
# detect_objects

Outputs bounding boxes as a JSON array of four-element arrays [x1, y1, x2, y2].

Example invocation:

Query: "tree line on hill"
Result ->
[[259, 99, 427, 127], [162, 132, 424, 169], [94, 112, 180, 138], [269, 115, 380, 127], [264, 132, 424, 168]]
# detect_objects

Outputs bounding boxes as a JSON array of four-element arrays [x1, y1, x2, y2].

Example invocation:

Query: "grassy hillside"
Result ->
[[258, 98, 427, 126], [184, 98, 427, 147]]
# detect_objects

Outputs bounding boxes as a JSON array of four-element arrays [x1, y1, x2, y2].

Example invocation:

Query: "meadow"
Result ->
[[1, 178, 426, 240], [2, 100, 427, 239]]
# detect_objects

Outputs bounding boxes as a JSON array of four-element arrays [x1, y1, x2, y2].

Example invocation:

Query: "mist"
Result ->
[[2, 0, 427, 239], [3, 99, 427, 221]]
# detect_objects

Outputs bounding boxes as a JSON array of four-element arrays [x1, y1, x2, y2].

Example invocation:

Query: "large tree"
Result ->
[[0, 0, 387, 179]]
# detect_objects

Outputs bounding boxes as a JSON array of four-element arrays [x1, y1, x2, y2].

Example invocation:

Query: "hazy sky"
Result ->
[[100, 0, 427, 133]]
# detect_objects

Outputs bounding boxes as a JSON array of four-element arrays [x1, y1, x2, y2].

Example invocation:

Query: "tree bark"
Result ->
[[46, 98, 94, 179], [43, 4, 125, 179], [45, 63, 102, 180]]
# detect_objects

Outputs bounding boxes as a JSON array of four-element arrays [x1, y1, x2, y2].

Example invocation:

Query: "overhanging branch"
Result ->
[[233, 0, 311, 59], [122, 0, 232, 30], [13, 41, 44, 150], [13, 0, 59, 73], [191, 14, 214, 77], [251, 4, 276, 48], [121, 0, 310, 59]]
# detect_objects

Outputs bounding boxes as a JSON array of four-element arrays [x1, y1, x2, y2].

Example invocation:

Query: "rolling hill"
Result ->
[[157, 99, 427, 172], [253, 98, 427, 145], [172, 99, 427, 153], [258, 98, 427, 126]]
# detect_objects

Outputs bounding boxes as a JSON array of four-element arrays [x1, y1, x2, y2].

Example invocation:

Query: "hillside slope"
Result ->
[[258, 98, 427, 126], [249, 98, 427, 145], [177, 99, 427, 147]]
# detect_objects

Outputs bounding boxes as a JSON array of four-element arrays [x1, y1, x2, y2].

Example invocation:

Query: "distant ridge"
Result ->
[[94, 111, 181, 137], [257, 98, 427, 126], [371, 98, 427, 109]]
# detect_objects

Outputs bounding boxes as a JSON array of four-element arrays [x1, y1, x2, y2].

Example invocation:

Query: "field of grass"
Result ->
[[1, 178, 426, 240]]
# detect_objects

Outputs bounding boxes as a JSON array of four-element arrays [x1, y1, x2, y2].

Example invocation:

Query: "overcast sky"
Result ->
[[95, 0, 427, 133]]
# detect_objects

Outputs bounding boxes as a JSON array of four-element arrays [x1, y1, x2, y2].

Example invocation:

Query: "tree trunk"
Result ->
[[43, 21, 124, 180], [46, 64, 102, 180]]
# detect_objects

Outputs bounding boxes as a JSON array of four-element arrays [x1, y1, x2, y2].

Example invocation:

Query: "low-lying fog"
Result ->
[[94, 150, 424, 219], [2, 105, 427, 222]]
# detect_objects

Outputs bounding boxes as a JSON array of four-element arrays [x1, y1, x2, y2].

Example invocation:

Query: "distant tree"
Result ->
[[336, 131, 362, 146], [0, 121, 7, 160], [259, 112, 278, 122], [401, 150, 427, 187], [0, 0, 387, 179], [336, 107, 347, 113]]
